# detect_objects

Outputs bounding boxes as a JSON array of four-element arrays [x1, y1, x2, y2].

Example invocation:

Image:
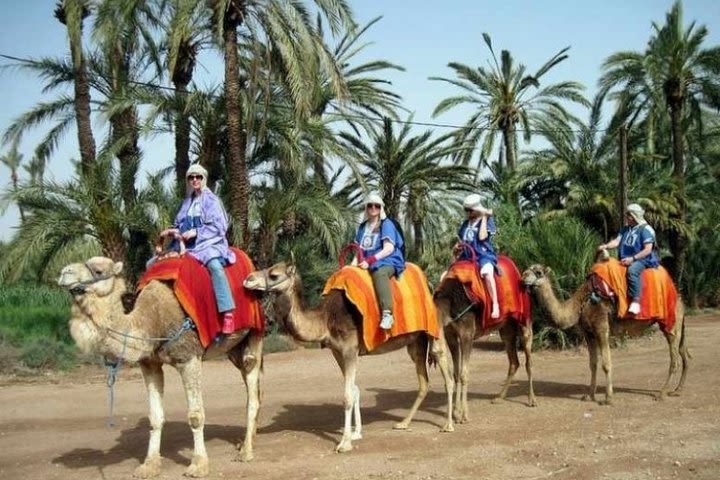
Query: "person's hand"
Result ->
[[160, 228, 179, 238], [621, 256, 633, 266], [483, 208, 493, 217], [181, 229, 197, 240], [597, 244, 606, 251], [359, 260, 369, 270]]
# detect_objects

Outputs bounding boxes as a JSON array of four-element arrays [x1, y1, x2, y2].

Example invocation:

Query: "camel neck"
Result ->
[[535, 280, 591, 329]]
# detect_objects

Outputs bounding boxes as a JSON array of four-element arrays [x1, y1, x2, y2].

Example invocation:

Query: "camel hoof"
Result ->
[[393, 422, 410, 430], [235, 447, 254, 463], [527, 399, 538, 407], [335, 441, 353, 453], [668, 390, 681, 397], [654, 393, 667, 402], [441, 422, 455, 433], [184, 455, 209, 478], [133, 456, 162, 478], [581, 394, 595, 402], [350, 432, 363, 441], [491, 396, 504, 405]]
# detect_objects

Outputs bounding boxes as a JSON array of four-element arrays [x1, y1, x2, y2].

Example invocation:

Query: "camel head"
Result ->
[[58, 256, 125, 298], [243, 262, 297, 293], [521, 264, 553, 289]]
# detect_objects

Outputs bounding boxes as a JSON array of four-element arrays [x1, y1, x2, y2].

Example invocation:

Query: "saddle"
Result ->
[[440, 255, 531, 334], [137, 248, 265, 347], [321, 263, 440, 352], [589, 258, 678, 332]]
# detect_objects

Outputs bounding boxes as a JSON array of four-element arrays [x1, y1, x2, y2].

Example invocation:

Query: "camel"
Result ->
[[434, 263, 536, 424], [57, 256, 263, 478], [521, 263, 689, 404], [243, 262, 454, 453]]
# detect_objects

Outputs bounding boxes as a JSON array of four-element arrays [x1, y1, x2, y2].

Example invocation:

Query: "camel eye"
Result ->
[[269, 272, 279, 281]]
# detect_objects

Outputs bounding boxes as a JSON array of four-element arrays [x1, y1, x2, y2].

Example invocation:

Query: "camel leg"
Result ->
[[519, 323, 536, 407], [581, 330, 599, 403], [657, 328, 681, 401], [134, 360, 165, 479], [672, 314, 690, 395], [430, 333, 455, 432], [455, 326, 474, 421], [493, 322, 520, 404], [177, 356, 210, 478], [445, 329, 464, 423], [331, 348, 360, 453], [233, 331, 263, 462], [595, 320, 613, 405], [394, 340, 430, 430]]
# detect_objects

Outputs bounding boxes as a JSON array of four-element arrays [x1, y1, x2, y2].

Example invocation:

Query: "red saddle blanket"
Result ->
[[321, 263, 440, 352], [136, 248, 265, 347], [441, 255, 531, 334], [589, 258, 678, 332]]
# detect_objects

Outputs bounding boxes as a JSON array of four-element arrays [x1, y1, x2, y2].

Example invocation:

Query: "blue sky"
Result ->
[[1, 0, 719, 241]]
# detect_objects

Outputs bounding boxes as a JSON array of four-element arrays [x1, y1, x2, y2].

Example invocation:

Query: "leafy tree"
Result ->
[[0, 138, 25, 222], [431, 32, 588, 176], [339, 116, 474, 257], [599, 0, 720, 282], [208, 0, 355, 248]]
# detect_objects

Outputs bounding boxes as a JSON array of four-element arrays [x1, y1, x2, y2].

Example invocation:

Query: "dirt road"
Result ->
[[0, 313, 718, 480]]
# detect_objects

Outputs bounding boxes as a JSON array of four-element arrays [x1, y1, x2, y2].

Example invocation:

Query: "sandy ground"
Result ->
[[0, 313, 718, 480]]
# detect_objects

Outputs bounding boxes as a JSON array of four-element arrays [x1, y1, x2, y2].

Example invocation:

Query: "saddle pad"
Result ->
[[590, 258, 678, 332], [441, 255, 531, 333], [321, 263, 439, 352], [137, 248, 265, 347]]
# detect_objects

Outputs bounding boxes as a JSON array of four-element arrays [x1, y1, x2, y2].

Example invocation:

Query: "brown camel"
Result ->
[[58, 257, 263, 478], [521, 264, 689, 404], [243, 262, 454, 452], [434, 271, 536, 424]]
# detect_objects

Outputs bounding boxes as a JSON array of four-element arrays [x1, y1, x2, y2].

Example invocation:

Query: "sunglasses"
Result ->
[[464, 208, 474, 213], [366, 203, 382, 210], [188, 175, 203, 180]]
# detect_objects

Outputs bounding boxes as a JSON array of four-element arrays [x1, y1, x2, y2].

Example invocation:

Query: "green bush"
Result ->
[[498, 210, 601, 349], [0, 284, 76, 372], [683, 229, 720, 308]]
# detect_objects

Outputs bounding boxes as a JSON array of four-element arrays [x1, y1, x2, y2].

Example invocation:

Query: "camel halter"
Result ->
[[67, 261, 117, 296]]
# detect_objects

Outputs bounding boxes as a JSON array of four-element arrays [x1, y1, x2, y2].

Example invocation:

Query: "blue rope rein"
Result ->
[[103, 317, 196, 427]]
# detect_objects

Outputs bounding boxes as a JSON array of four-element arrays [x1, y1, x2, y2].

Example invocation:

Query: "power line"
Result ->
[[1, 51, 617, 134]]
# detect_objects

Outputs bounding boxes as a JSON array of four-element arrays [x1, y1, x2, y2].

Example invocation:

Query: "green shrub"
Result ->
[[0, 284, 75, 372]]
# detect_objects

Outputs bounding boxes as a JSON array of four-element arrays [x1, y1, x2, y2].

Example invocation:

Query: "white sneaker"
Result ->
[[380, 310, 394, 330], [490, 303, 500, 319], [628, 301, 641, 315]]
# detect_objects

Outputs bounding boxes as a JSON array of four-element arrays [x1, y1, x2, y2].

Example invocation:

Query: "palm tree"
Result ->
[[339, 116, 474, 256], [520, 93, 616, 234], [0, 138, 25, 222], [208, 0, 355, 248], [161, 0, 213, 190], [599, 0, 720, 282], [53, 0, 96, 178], [431, 32, 589, 174]]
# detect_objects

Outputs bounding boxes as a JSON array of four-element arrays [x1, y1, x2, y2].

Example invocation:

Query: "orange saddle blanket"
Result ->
[[321, 263, 440, 352], [589, 258, 678, 332], [137, 248, 265, 347], [441, 255, 531, 333]]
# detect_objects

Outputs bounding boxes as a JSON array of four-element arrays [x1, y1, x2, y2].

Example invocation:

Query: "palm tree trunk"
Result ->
[[223, 17, 250, 248], [61, 0, 97, 178], [503, 123, 516, 171], [174, 82, 192, 193], [668, 98, 687, 285]]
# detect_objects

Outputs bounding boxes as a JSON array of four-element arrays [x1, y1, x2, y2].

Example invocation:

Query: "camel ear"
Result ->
[[543, 265, 552, 275], [286, 264, 296, 277], [289, 250, 296, 265], [113, 262, 124, 275]]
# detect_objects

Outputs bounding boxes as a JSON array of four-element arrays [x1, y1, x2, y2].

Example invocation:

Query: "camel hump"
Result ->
[[322, 262, 440, 351], [590, 258, 678, 327]]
